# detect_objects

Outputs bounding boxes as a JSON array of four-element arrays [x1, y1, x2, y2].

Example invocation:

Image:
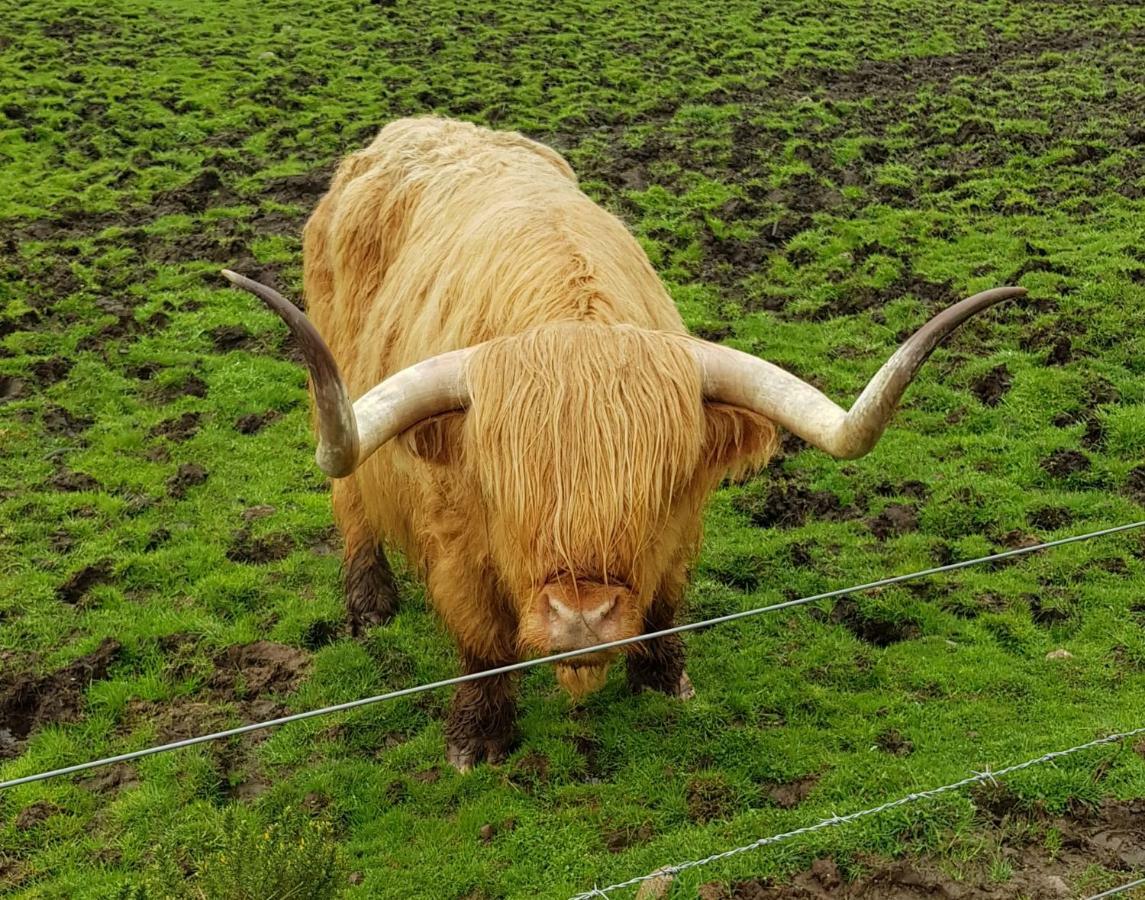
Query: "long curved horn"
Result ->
[[692, 286, 1026, 459], [221, 271, 472, 477]]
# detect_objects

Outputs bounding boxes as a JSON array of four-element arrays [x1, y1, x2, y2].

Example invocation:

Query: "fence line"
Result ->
[[1, 520, 1143, 792], [571, 724, 1145, 899], [1086, 877, 1145, 899]]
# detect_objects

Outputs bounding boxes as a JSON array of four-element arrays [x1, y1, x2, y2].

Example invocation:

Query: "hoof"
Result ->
[[446, 737, 513, 773], [674, 671, 695, 701], [348, 605, 392, 637]]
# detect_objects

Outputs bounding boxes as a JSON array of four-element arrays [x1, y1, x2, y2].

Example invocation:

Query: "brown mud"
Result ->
[[0, 639, 121, 758]]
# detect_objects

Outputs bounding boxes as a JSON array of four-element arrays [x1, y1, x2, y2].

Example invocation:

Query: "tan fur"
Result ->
[[555, 664, 611, 701], [303, 117, 777, 689]]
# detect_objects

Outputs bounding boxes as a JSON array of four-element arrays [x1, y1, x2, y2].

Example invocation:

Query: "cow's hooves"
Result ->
[[674, 671, 695, 701], [349, 605, 392, 637], [446, 737, 513, 773]]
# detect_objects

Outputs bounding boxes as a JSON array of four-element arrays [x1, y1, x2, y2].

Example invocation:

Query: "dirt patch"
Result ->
[[867, 504, 918, 540], [1040, 449, 1091, 479], [208, 323, 257, 352], [0, 374, 27, 403], [766, 774, 819, 809], [30, 356, 73, 386], [14, 801, 58, 830], [262, 168, 332, 207], [873, 728, 914, 756], [146, 373, 208, 403], [56, 561, 112, 605], [79, 762, 141, 794], [167, 462, 208, 498], [210, 641, 309, 698], [149, 411, 200, 443], [687, 773, 740, 824], [969, 364, 1012, 407], [234, 409, 282, 434], [1029, 506, 1073, 530], [830, 598, 921, 647], [508, 750, 551, 792], [1125, 466, 1145, 507], [606, 822, 655, 853], [45, 467, 100, 492], [734, 476, 854, 529], [226, 527, 295, 563], [42, 404, 93, 437], [0, 638, 121, 753]]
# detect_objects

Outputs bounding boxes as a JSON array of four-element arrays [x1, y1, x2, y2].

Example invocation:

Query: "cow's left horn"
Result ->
[[692, 286, 1026, 460], [221, 271, 472, 477]]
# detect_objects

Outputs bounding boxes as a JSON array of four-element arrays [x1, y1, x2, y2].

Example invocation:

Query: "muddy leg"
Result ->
[[334, 479, 399, 635], [445, 653, 519, 773], [626, 598, 694, 699], [344, 542, 400, 636]]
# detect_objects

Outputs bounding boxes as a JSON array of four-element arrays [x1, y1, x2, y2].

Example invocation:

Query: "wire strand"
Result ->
[[1086, 877, 1145, 899], [2, 520, 1142, 792], [570, 723, 1145, 898]]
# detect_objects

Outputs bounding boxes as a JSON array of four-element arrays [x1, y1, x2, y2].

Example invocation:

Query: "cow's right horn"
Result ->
[[222, 271, 473, 477]]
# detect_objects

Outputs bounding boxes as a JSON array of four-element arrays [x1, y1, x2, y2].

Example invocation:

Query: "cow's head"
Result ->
[[222, 271, 1023, 683]]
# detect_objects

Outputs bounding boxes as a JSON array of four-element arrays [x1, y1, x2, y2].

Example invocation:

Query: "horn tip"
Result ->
[[220, 268, 241, 284]]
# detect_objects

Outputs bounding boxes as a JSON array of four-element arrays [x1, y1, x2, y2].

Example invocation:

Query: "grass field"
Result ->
[[3, 0, 1145, 897]]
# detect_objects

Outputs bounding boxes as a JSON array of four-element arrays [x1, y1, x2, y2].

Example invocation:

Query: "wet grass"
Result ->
[[2, 0, 1145, 897]]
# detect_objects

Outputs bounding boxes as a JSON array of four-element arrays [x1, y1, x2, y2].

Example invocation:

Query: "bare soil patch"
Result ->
[[56, 561, 112, 605], [733, 475, 855, 530], [149, 411, 200, 443], [210, 641, 310, 699], [829, 598, 922, 647], [0, 639, 121, 755], [226, 527, 295, 564], [166, 462, 208, 498], [234, 409, 282, 434]]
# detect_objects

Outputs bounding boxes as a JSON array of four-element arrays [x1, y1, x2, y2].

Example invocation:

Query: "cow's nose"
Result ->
[[545, 588, 622, 651]]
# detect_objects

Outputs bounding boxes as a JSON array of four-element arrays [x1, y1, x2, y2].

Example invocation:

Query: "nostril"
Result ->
[[548, 595, 573, 621], [586, 594, 619, 624]]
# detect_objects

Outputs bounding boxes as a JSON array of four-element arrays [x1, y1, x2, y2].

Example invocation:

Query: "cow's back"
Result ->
[[300, 117, 689, 565]]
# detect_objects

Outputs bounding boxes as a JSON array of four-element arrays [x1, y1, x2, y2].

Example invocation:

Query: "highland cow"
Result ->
[[224, 117, 1023, 770]]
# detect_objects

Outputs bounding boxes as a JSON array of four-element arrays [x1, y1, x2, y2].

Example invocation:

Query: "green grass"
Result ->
[[3, 0, 1145, 897]]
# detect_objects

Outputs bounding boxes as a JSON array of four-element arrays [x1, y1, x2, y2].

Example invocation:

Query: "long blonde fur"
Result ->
[[302, 117, 777, 679]]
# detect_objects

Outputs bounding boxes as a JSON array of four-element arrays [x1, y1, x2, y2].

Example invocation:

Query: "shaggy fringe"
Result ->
[[466, 323, 706, 594]]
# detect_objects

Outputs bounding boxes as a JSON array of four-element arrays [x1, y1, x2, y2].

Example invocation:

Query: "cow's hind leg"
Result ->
[[445, 652, 519, 773], [626, 597, 694, 699], [334, 479, 399, 635]]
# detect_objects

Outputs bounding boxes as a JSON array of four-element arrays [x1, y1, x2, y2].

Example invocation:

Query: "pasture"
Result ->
[[2, 0, 1145, 897]]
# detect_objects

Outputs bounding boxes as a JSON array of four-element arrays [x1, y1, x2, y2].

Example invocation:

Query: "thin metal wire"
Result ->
[[2, 520, 1142, 792], [1087, 877, 1145, 899], [570, 724, 1145, 899]]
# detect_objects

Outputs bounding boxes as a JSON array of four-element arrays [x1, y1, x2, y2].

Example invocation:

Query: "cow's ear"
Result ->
[[403, 411, 465, 466], [702, 403, 780, 483]]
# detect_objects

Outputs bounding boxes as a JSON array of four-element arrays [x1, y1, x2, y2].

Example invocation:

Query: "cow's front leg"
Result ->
[[445, 653, 519, 773], [626, 597, 694, 699], [334, 479, 400, 635], [344, 541, 400, 636]]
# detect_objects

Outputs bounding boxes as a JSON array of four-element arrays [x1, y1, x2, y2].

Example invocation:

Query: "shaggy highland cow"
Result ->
[[224, 117, 1023, 770]]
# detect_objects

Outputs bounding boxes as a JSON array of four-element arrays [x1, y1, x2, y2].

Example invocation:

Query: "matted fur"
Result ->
[[302, 116, 778, 683]]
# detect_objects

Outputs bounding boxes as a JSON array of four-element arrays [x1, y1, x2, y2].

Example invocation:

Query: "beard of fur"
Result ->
[[464, 323, 706, 597], [555, 663, 611, 700]]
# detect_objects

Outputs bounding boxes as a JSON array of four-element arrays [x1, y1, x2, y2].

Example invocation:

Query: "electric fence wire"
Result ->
[[2, 520, 1143, 792], [571, 724, 1145, 898]]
